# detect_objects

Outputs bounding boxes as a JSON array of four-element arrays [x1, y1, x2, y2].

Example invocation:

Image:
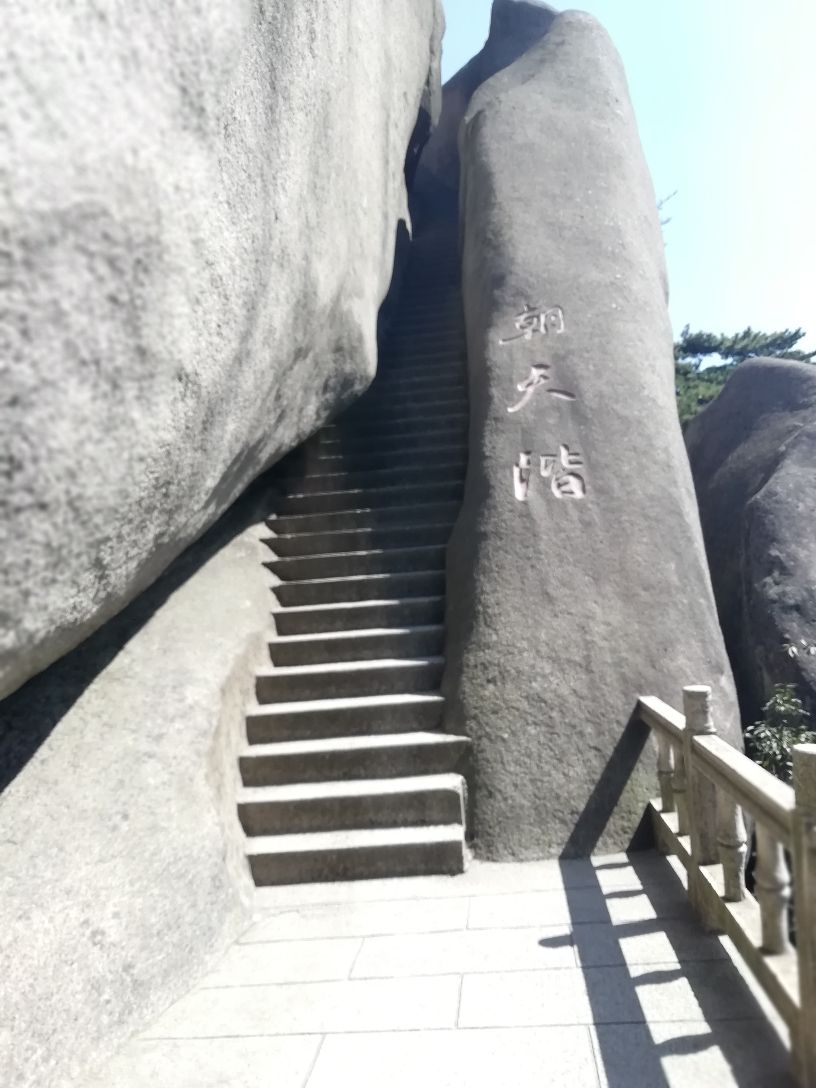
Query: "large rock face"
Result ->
[[1, 0, 442, 700], [0, 478, 274, 1088], [686, 359, 816, 723], [418, 0, 556, 193], [442, 9, 741, 859]]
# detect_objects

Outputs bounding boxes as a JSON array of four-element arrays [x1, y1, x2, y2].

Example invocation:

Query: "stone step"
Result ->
[[274, 570, 446, 607], [246, 825, 465, 885], [311, 447, 466, 474], [272, 596, 445, 636], [341, 397, 467, 424], [387, 330, 463, 346], [240, 730, 470, 786], [245, 692, 445, 743], [387, 304, 461, 319], [317, 428, 468, 458], [386, 329, 463, 343], [400, 286, 460, 300], [312, 440, 467, 465], [393, 304, 461, 319], [238, 773, 465, 836], [368, 370, 464, 389], [268, 625, 445, 666], [255, 656, 444, 702], [278, 462, 466, 496], [390, 313, 463, 328], [332, 411, 466, 436], [268, 545, 446, 582], [378, 359, 465, 376], [267, 501, 460, 535], [266, 523, 453, 558], [347, 382, 465, 404], [276, 480, 464, 516], [319, 413, 468, 440]]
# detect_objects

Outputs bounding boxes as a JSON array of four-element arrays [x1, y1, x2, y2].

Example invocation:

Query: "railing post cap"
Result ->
[[683, 685, 715, 735], [793, 744, 816, 807]]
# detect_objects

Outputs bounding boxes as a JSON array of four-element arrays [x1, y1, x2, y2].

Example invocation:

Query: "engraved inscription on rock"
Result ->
[[499, 304, 588, 503]]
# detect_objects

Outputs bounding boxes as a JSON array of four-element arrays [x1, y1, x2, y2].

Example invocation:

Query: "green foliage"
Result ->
[[674, 325, 816, 368], [674, 325, 815, 425], [675, 362, 734, 426], [744, 685, 816, 784]]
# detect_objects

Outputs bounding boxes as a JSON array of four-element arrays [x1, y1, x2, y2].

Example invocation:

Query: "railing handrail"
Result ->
[[692, 732, 795, 845], [636, 688, 816, 1087], [637, 695, 795, 843]]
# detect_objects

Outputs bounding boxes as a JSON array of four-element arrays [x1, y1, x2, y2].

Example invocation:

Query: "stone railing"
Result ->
[[638, 686, 816, 1086]]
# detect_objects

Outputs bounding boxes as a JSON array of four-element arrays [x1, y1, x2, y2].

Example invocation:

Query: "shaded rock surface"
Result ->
[[1, 0, 443, 700], [442, 10, 741, 860], [686, 359, 816, 723], [417, 0, 556, 193], [0, 472, 286, 1088]]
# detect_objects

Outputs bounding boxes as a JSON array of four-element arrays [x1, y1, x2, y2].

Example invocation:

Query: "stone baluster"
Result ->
[[657, 734, 675, 814], [717, 790, 747, 902], [792, 744, 816, 1087], [682, 686, 719, 862], [673, 747, 688, 837], [682, 686, 720, 926], [754, 823, 792, 955]]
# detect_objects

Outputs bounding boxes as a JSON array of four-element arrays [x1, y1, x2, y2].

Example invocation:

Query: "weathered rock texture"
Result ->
[[1, 0, 443, 700], [0, 476, 282, 1088], [686, 359, 816, 724], [418, 0, 556, 192], [442, 9, 741, 860]]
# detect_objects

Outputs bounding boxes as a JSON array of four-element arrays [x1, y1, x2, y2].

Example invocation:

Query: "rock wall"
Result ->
[[0, 476, 279, 1088], [686, 359, 816, 724], [418, 0, 556, 193], [1, 0, 443, 700], [442, 9, 741, 860]]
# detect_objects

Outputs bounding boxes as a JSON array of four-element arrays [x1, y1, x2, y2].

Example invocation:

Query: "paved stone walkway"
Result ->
[[94, 851, 793, 1087]]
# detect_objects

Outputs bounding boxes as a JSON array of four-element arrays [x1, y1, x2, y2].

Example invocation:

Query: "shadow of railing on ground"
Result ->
[[548, 854, 795, 1087]]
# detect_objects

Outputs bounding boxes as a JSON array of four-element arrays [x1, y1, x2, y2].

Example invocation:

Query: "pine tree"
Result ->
[[674, 325, 815, 424], [675, 325, 815, 369]]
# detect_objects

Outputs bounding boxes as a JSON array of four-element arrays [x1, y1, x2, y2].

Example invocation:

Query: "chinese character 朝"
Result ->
[[499, 304, 565, 345]]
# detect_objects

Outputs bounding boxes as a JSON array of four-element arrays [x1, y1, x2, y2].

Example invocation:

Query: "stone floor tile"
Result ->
[[591, 855, 687, 893], [591, 1021, 794, 1087], [467, 887, 609, 929], [571, 919, 727, 968], [625, 961, 770, 1024], [248, 855, 685, 917], [458, 966, 644, 1028], [352, 924, 575, 978], [199, 937, 362, 987], [307, 1027, 600, 1088], [600, 883, 693, 925], [145, 975, 460, 1038], [241, 895, 469, 943], [250, 858, 600, 913], [89, 1036, 321, 1088]]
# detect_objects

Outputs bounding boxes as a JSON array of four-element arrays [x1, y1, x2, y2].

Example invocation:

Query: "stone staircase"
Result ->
[[238, 216, 472, 885]]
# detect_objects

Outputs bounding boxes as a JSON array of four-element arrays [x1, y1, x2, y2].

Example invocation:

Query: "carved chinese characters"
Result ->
[[499, 303, 565, 343], [499, 305, 588, 503]]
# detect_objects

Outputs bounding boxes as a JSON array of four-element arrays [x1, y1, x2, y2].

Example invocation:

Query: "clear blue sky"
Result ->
[[441, 0, 816, 349]]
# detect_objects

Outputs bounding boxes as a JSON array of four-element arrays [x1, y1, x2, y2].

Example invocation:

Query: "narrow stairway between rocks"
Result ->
[[237, 211, 473, 885]]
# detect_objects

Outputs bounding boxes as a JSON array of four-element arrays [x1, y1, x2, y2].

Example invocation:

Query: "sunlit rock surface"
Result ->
[[441, 9, 741, 859]]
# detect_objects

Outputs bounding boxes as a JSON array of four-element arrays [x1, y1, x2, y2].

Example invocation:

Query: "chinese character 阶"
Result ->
[[540, 445, 587, 499], [513, 451, 533, 502]]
